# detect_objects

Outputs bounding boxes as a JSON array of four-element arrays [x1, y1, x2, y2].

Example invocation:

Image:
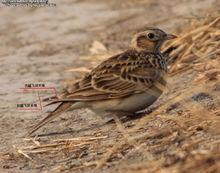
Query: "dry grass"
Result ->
[[164, 16, 220, 76], [16, 135, 107, 160]]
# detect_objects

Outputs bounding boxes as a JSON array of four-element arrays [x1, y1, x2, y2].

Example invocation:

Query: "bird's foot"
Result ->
[[121, 106, 158, 122]]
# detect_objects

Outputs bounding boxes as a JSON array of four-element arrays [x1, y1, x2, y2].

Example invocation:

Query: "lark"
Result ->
[[28, 28, 176, 136]]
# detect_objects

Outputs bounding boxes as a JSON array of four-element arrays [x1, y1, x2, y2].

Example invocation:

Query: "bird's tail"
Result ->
[[27, 102, 72, 136]]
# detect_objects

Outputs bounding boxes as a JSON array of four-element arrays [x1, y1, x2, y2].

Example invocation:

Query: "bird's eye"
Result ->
[[147, 33, 155, 39]]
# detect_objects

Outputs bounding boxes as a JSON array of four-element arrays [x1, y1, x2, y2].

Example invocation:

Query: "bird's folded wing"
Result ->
[[48, 51, 165, 104]]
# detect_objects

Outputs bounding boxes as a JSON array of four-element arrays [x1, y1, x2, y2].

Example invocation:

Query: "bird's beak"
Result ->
[[165, 34, 177, 40]]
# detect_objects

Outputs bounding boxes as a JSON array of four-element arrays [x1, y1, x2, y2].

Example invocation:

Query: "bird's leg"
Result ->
[[106, 110, 134, 118], [122, 105, 159, 122], [95, 110, 134, 126], [106, 110, 138, 146], [141, 105, 159, 114]]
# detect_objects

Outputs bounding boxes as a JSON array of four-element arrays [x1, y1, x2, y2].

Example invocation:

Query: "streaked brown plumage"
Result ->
[[28, 28, 177, 136]]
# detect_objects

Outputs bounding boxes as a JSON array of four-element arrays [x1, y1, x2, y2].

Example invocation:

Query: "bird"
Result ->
[[28, 28, 177, 136]]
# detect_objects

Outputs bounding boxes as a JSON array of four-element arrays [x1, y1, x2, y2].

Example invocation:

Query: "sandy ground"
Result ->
[[0, 0, 220, 172]]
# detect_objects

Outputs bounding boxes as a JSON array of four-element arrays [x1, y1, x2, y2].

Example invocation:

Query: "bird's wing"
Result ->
[[50, 50, 166, 103]]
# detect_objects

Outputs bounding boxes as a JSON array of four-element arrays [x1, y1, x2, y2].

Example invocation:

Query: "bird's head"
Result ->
[[131, 28, 177, 53]]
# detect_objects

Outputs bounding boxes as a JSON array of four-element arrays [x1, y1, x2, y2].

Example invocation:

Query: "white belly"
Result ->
[[87, 92, 161, 114]]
